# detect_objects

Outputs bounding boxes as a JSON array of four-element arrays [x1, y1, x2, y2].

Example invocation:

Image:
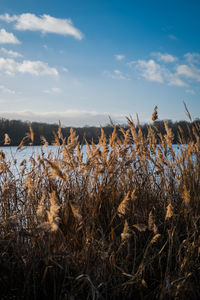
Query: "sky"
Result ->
[[0, 0, 199, 126]]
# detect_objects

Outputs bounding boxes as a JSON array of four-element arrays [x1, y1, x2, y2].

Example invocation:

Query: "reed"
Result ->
[[0, 108, 200, 299]]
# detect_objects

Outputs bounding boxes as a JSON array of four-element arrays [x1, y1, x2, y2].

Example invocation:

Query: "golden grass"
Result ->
[[0, 109, 200, 299]]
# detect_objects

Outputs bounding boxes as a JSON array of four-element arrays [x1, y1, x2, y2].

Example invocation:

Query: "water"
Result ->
[[0, 144, 190, 194], [0, 144, 182, 167], [0, 144, 181, 160], [0, 145, 60, 164], [0, 144, 182, 174]]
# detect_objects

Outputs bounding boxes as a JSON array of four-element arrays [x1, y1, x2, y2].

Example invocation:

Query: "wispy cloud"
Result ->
[[1, 47, 22, 57], [104, 69, 130, 80], [176, 64, 200, 82], [43, 44, 48, 50], [151, 52, 177, 63], [168, 34, 177, 40], [0, 29, 20, 44], [43, 87, 62, 94], [135, 59, 164, 83], [0, 13, 83, 40], [52, 87, 61, 93], [184, 53, 200, 65], [0, 57, 58, 76], [115, 54, 125, 61], [168, 74, 187, 87], [62, 67, 68, 73], [0, 84, 16, 94], [186, 89, 195, 95]]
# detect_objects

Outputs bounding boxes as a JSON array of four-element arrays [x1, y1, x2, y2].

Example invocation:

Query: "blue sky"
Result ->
[[0, 0, 199, 126]]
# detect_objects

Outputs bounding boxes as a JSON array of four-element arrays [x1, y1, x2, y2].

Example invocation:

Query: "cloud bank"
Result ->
[[0, 110, 126, 127]]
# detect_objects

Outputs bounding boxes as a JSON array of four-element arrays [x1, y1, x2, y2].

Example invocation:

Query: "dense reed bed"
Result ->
[[0, 109, 200, 299]]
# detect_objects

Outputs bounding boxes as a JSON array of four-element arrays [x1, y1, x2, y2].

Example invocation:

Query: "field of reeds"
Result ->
[[0, 107, 200, 299]]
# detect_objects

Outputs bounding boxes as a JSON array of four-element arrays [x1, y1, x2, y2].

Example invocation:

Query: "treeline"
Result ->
[[0, 117, 199, 146]]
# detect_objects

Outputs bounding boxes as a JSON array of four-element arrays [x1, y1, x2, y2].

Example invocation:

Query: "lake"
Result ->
[[0, 144, 181, 164]]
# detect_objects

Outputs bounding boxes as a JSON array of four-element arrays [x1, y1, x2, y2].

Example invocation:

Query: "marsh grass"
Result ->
[[0, 109, 200, 299]]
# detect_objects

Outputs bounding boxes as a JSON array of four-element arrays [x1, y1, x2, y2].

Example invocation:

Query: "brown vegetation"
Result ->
[[0, 110, 200, 299]]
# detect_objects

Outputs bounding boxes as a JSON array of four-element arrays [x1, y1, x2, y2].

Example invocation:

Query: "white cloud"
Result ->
[[0, 13, 18, 22], [104, 69, 130, 80], [0, 110, 126, 126], [0, 13, 83, 40], [129, 52, 200, 88], [62, 67, 68, 72], [18, 60, 58, 76], [114, 70, 121, 75], [176, 64, 200, 82], [0, 58, 17, 75], [168, 74, 187, 87], [0, 84, 15, 94], [135, 59, 164, 83], [52, 87, 61, 93], [186, 89, 195, 95], [184, 53, 200, 65], [43, 87, 62, 94], [0, 29, 20, 44], [126, 61, 135, 68], [176, 65, 193, 77], [0, 57, 58, 76], [1, 47, 22, 57], [115, 54, 125, 61], [133, 58, 187, 87], [151, 52, 177, 63]]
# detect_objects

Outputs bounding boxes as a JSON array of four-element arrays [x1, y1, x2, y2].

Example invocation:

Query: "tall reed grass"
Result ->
[[0, 108, 200, 299]]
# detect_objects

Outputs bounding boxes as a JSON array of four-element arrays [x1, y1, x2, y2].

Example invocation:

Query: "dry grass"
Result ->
[[0, 109, 200, 299]]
